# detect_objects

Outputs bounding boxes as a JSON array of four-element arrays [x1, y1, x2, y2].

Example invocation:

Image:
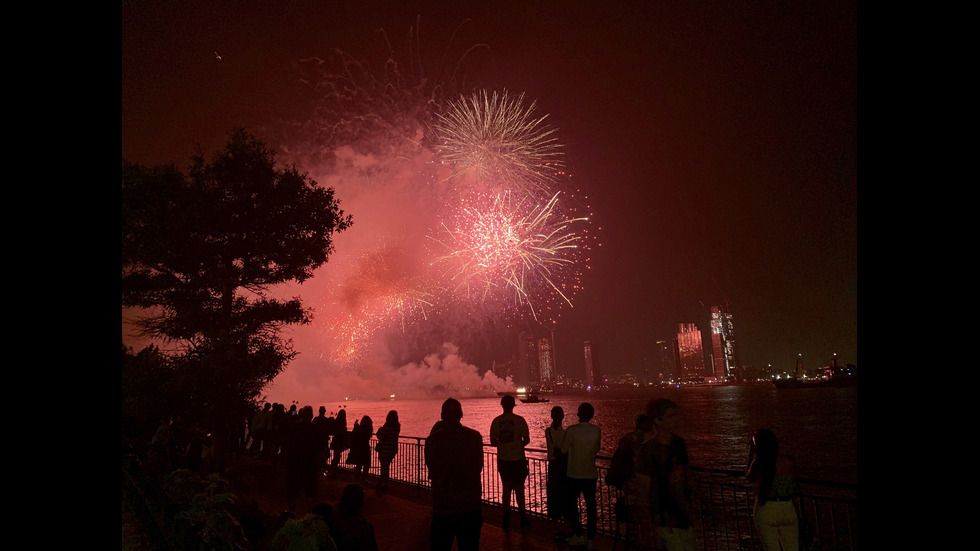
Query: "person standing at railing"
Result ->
[[545, 406, 570, 540], [490, 394, 532, 530], [268, 403, 287, 463], [375, 410, 400, 494], [618, 413, 657, 550], [562, 402, 602, 550], [641, 398, 713, 551], [347, 416, 373, 485], [313, 406, 334, 474], [282, 406, 325, 513], [425, 398, 484, 551], [328, 409, 349, 477], [746, 428, 800, 551], [250, 402, 272, 458]]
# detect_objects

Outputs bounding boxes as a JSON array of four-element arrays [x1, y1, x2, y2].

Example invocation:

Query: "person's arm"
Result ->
[[745, 434, 758, 480], [424, 428, 436, 472], [784, 454, 802, 519], [468, 430, 485, 473], [489, 419, 499, 447], [521, 419, 530, 447]]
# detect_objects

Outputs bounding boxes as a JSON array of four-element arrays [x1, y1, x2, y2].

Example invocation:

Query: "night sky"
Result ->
[[122, 1, 857, 399]]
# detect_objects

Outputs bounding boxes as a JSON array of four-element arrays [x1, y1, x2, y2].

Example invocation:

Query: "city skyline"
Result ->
[[122, 2, 857, 402]]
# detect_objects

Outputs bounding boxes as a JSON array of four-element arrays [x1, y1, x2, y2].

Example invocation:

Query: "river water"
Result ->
[[311, 385, 857, 485]]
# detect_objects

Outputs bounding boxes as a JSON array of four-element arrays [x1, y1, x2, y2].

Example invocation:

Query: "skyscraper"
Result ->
[[518, 331, 540, 387], [675, 323, 706, 381], [583, 340, 602, 388], [710, 305, 740, 380], [538, 336, 555, 387], [655, 340, 673, 382]]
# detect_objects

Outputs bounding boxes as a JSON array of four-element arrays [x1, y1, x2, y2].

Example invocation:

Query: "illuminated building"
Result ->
[[710, 305, 740, 380], [655, 340, 673, 382], [518, 331, 540, 387], [583, 340, 602, 388], [675, 323, 705, 381], [538, 337, 555, 386]]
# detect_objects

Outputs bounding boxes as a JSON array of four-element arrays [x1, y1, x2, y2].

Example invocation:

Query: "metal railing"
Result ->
[[332, 435, 857, 550]]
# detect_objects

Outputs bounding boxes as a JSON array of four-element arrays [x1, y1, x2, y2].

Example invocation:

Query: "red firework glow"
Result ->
[[322, 243, 437, 364], [431, 190, 590, 322]]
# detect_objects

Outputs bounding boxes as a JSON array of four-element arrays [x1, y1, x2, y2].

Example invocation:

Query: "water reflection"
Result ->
[[308, 386, 856, 484]]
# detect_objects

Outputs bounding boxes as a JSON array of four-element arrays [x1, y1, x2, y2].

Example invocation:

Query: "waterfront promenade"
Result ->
[[123, 452, 612, 550], [123, 436, 857, 550], [232, 454, 605, 550]]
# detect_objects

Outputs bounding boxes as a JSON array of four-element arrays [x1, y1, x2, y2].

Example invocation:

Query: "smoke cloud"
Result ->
[[264, 84, 521, 405], [266, 342, 514, 402]]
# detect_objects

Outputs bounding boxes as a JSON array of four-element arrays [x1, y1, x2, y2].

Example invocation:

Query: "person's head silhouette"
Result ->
[[441, 398, 463, 422]]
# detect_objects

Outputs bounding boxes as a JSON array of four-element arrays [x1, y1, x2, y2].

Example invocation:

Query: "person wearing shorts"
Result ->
[[490, 394, 531, 529]]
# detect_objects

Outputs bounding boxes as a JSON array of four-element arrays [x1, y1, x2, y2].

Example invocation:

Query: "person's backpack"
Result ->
[[605, 441, 634, 490]]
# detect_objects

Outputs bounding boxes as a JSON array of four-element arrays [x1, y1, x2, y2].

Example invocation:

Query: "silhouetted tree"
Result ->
[[122, 342, 175, 450], [122, 129, 352, 429]]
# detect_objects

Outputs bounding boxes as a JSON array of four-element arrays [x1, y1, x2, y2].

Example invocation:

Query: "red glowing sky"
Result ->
[[122, 1, 857, 395]]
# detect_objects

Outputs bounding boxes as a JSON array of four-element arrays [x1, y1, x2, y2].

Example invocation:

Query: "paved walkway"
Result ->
[[233, 455, 620, 551]]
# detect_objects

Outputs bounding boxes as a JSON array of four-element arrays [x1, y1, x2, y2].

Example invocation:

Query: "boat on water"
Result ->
[[772, 356, 857, 389], [772, 375, 857, 389], [519, 393, 550, 403], [499, 387, 551, 403]]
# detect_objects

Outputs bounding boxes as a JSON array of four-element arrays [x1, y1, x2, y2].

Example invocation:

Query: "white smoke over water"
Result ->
[[265, 342, 514, 403]]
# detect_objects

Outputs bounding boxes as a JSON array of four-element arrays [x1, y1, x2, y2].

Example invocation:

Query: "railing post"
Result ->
[[381, 437, 856, 550], [415, 437, 423, 496]]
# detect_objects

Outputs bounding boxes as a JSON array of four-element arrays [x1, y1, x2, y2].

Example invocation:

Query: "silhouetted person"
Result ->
[[269, 403, 287, 462], [562, 402, 601, 548], [347, 415, 373, 485], [251, 403, 272, 457], [545, 405, 570, 539], [746, 428, 800, 551], [283, 406, 325, 513], [328, 409, 348, 476], [270, 501, 338, 551], [619, 413, 657, 550], [374, 410, 400, 493], [184, 422, 205, 472], [313, 502, 337, 537], [333, 483, 378, 551], [425, 398, 484, 551], [490, 394, 531, 529], [313, 406, 334, 471], [641, 398, 711, 551], [149, 417, 177, 471]]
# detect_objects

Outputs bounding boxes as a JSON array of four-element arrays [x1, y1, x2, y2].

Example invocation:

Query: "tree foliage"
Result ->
[[122, 129, 352, 422]]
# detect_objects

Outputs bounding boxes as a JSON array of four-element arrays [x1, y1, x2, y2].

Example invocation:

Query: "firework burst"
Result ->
[[431, 89, 564, 196], [270, 25, 597, 368], [431, 190, 589, 322], [321, 243, 437, 364]]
